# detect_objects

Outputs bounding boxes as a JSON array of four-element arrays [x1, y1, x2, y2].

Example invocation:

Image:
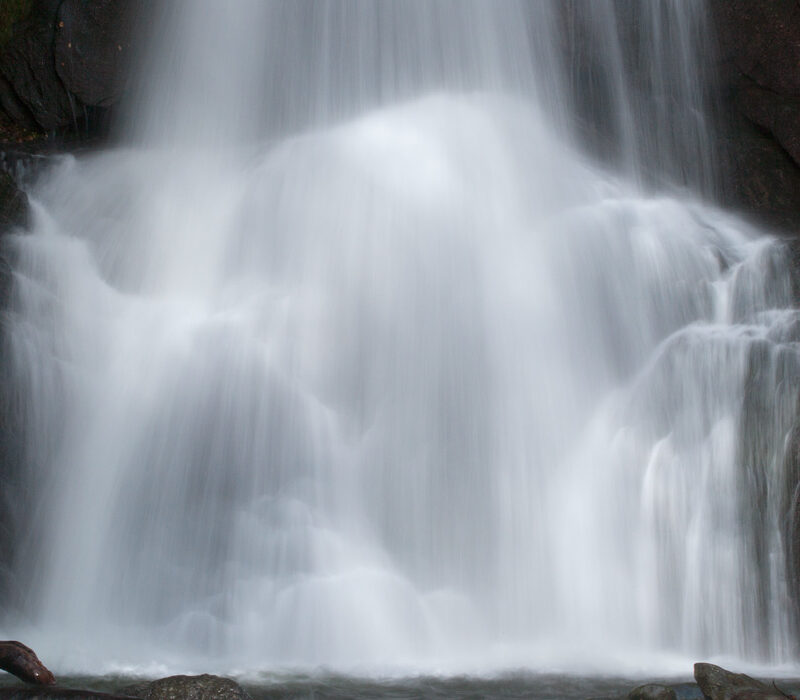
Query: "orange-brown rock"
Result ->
[[0, 641, 56, 685]]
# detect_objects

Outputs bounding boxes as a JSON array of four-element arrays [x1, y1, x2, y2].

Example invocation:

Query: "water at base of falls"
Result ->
[[3, 0, 800, 678]]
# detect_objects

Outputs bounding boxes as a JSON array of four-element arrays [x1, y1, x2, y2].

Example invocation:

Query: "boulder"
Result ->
[[628, 683, 677, 700], [122, 675, 251, 700], [694, 662, 794, 700]]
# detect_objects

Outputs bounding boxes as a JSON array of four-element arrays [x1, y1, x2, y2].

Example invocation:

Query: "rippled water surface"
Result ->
[[0, 673, 710, 700]]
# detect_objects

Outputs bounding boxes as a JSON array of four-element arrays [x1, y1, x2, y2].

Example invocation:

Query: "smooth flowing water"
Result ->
[[2, 0, 800, 678]]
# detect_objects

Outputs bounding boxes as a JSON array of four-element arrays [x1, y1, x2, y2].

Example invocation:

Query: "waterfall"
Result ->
[[1, 0, 799, 676]]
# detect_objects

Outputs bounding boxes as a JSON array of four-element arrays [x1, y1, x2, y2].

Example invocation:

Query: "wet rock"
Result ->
[[0, 8, 73, 132], [122, 675, 251, 700], [0, 0, 134, 138], [0, 167, 28, 330], [628, 683, 677, 700], [737, 82, 800, 169], [0, 642, 55, 686], [0, 166, 28, 314], [0, 74, 39, 135], [54, 0, 135, 109], [0, 169, 28, 232], [693, 662, 792, 700], [709, 0, 800, 231], [711, 0, 800, 99], [717, 120, 800, 233]]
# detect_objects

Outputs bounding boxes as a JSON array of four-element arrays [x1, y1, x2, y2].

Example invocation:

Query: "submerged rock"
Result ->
[[628, 684, 677, 700], [122, 675, 251, 700]]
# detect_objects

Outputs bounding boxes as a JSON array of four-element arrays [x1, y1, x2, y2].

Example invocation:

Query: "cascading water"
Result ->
[[2, 0, 800, 677]]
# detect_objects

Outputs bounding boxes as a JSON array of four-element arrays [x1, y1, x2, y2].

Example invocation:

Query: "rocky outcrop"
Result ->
[[709, 0, 800, 232], [0, 0, 135, 140]]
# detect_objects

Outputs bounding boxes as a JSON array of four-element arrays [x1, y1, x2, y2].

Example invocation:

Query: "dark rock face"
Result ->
[[0, 0, 134, 139], [719, 123, 800, 233], [122, 675, 252, 700], [0, 9, 73, 132], [54, 0, 135, 109], [628, 683, 677, 700], [709, 0, 800, 232], [0, 170, 28, 233], [711, 0, 800, 98], [737, 83, 800, 168]]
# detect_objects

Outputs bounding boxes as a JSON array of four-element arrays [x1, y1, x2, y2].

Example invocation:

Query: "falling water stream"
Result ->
[[2, 0, 800, 682]]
